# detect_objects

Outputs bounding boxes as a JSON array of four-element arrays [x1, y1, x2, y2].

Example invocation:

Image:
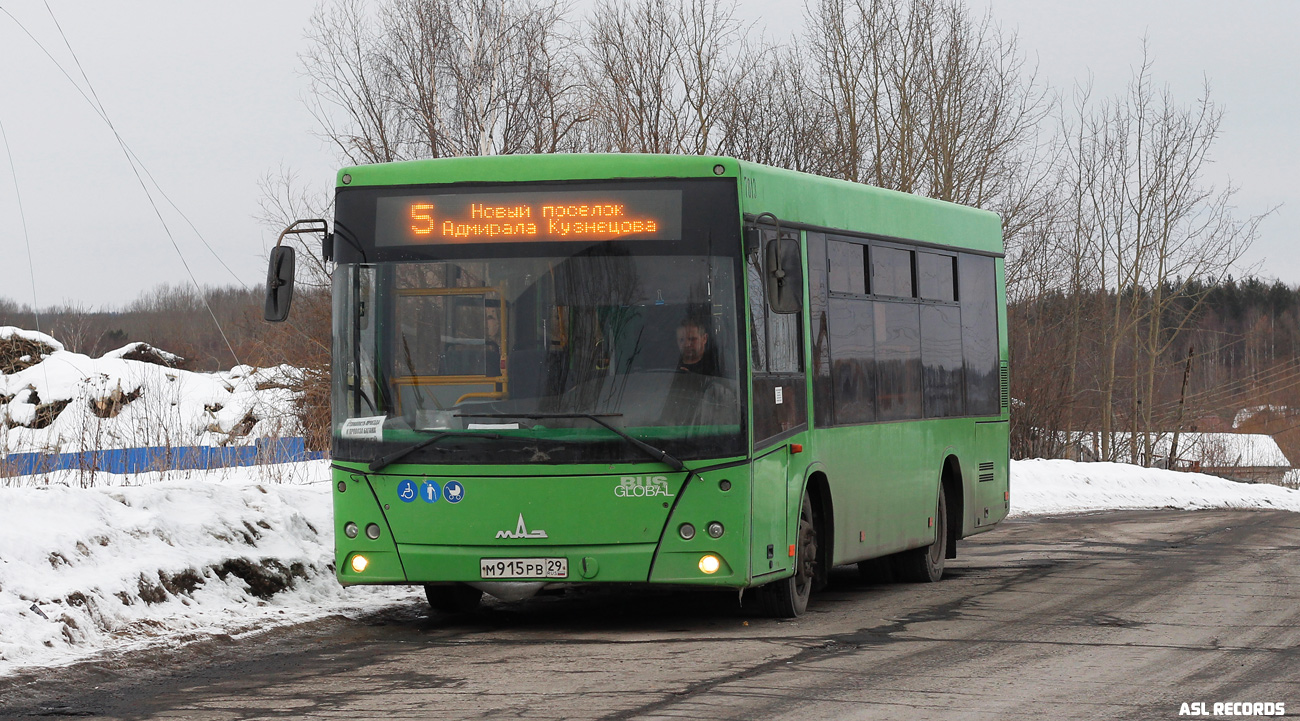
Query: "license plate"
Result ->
[[480, 557, 568, 579]]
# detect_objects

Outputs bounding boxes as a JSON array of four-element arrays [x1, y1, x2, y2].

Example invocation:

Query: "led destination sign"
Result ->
[[375, 189, 682, 246]]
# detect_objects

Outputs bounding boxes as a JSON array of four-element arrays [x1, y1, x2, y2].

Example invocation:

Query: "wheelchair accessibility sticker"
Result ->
[[397, 479, 418, 503]]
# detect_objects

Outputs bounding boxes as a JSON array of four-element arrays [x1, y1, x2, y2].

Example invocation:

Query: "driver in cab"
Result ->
[[676, 317, 721, 376], [662, 315, 732, 426]]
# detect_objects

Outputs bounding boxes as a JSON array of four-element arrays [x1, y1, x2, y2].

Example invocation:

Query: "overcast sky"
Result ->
[[1, 1, 1296, 309]]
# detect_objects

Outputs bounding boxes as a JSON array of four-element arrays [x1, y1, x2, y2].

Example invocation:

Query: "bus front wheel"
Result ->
[[424, 583, 483, 614], [893, 485, 947, 583], [756, 490, 818, 618]]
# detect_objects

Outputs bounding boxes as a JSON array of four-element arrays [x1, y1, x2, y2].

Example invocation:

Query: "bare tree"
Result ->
[[584, 0, 684, 152], [803, 0, 1049, 222], [302, 0, 405, 164], [718, 45, 834, 173], [256, 166, 335, 290], [304, 0, 579, 161], [1039, 46, 1264, 462]]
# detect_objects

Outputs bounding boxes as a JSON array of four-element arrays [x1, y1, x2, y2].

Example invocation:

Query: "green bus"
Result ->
[[265, 154, 1009, 617]]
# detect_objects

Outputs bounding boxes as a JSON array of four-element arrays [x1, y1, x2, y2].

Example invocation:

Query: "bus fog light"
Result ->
[[337, 481, 347, 493], [707, 522, 724, 538], [699, 555, 721, 574], [365, 523, 381, 540], [344, 522, 358, 538], [679, 523, 696, 540], [351, 554, 369, 573]]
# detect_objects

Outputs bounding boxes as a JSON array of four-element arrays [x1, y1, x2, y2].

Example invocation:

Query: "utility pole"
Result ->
[[1168, 346, 1195, 470]]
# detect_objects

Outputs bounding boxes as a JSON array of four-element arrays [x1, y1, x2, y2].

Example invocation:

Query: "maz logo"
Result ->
[[496, 513, 548, 539]]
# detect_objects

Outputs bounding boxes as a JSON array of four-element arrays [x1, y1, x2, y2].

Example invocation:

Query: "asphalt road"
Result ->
[[3, 509, 1298, 721]]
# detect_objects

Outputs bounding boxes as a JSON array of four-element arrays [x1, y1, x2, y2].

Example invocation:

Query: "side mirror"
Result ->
[[264, 246, 296, 322], [765, 235, 803, 314]]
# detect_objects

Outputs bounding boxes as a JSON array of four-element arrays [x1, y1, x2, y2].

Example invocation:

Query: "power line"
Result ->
[[0, 5, 247, 289], [4, 5, 333, 365], [0, 116, 40, 333], [5, 2, 241, 365], [1155, 355, 1300, 416]]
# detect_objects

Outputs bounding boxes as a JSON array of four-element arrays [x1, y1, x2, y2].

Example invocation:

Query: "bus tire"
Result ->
[[756, 490, 818, 618], [893, 484, 947, 583], [424, 583, 483, 614]]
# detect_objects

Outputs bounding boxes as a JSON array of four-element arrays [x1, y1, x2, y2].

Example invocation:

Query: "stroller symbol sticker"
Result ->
[[444, 481, 465, 504], [397, 479, 417, 503]]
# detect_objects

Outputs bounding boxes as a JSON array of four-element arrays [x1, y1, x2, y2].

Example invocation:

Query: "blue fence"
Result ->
[[2, 438, 325, 476]]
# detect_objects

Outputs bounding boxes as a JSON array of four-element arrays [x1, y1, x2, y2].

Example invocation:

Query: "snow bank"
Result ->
[[1011, 458, 1300, 516], [0, 326, 303, 458], [0, 461, 417, 676]]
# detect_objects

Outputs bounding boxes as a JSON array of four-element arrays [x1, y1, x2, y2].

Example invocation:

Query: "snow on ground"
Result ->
[[1, 325, 302, 457], [1010, 458, 1300, 516], [4, 451, 1300, 675], [0, 460, 418, 677]]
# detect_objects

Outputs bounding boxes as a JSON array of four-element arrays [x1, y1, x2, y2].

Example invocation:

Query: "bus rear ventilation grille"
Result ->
[[999, 363, 1010, 409], [978, 461, 995, 482]]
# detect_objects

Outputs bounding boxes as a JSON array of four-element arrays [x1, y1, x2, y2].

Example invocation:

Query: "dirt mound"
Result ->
[[0, 334, 58, 374], [108, 342, 183, 368]]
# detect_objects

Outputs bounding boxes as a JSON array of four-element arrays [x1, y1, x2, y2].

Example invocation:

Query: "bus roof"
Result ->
[[337, 154, 1003, 255]]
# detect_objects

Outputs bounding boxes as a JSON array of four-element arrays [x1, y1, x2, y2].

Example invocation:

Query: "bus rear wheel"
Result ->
[[757, 490, 818, 618], [424, 583, 483, 614], [893, 485, 947, 583]]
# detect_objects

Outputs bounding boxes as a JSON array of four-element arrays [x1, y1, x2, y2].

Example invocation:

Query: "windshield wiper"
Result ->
[[455, 412, 686, 471], [368, 430, 503, 473]]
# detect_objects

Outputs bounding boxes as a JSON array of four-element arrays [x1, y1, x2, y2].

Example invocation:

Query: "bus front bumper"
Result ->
[[338, 542, 740, 587]]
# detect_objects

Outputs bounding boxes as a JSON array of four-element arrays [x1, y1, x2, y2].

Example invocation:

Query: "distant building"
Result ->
[[1165, 433, 1291, 485], [1060, 431, 1291, 486]]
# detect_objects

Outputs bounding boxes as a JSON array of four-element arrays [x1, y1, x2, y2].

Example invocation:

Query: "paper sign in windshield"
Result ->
[[341, 416, 386, 441]]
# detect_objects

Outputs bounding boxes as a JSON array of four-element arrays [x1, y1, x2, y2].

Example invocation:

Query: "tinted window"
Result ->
[[829, 240, 866, 294], [808, 233, 834, 428], [875, 302, 922, 420], [749, 228, 807, 447], [918, 252, 957, 302], [747, 250, 767, 370], [960, 254, 999, 415], [753, 376, 806, 444], [829, 298, 877, 424], [747, 232, 802, 374], [871, 246, 914, 298], [768, 310, 801, 373], [920, 304, 964, 417]]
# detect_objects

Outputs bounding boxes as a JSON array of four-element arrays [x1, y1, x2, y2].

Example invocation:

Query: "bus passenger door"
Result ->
[[746, 225, 807, 579]]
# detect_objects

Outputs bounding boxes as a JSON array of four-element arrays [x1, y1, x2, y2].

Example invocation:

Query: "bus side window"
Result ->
[[749, 227, 807, 446], [874, 301, 922, 420], [960, 254, 999, 415], [746, 249, 768, 371]]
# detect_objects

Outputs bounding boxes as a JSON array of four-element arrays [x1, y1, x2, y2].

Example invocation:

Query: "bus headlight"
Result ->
[[351, 554, 369, 573], [698, 555, 721, 574]]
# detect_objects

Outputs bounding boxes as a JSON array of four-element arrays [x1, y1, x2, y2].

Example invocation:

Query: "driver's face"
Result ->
[[677, 325, 708, 364]]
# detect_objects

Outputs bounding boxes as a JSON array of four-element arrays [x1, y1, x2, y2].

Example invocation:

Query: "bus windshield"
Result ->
[[330, 184, 744, 466]]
